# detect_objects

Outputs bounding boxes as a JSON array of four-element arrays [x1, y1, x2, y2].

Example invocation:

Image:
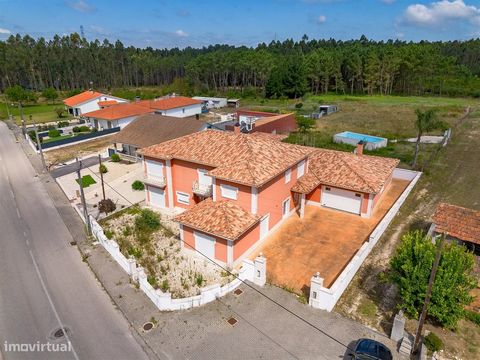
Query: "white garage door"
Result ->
[[149, 186, 165, 208], [321, 186, 362, 214], [194, 232, 215, 259]]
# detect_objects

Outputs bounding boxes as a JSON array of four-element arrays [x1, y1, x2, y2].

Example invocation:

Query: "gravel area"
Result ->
[[101, 207, 234, 298]]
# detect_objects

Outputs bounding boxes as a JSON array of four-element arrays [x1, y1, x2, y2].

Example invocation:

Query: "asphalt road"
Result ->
[[0, 122, 150, 360], [50, 156, 107, 179]]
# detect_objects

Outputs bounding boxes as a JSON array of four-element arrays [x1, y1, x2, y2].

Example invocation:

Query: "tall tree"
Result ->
[[412, 109, 445, 168]]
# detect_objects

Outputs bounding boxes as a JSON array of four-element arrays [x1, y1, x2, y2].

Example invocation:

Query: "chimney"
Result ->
[[234, 124, 241, 134], [356, 140, 364, 156]]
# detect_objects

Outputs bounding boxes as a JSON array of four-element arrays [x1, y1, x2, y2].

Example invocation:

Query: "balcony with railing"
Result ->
[[143, 174, 167, 188], [192, 180, 212, 197]]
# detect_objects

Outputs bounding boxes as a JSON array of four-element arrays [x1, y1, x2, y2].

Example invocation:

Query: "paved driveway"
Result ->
[[252, 179, 410, 293]]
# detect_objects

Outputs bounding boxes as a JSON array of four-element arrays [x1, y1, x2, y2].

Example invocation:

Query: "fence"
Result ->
[[35, 127, 120, 151], [309, 169, 421, 311], [89, 215, 266, 311]]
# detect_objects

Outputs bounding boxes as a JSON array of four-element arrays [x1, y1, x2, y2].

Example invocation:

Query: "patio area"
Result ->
[[251, 178, 410, 294]]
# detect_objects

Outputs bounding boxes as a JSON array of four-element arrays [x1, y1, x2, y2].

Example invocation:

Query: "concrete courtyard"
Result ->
[[252, 179, 410, 294], [56, 160, 145, 218]]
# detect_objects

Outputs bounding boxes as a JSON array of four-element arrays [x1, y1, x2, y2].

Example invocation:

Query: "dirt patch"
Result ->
[[102, 208, 234, 298], [44, 135, 113, 167]]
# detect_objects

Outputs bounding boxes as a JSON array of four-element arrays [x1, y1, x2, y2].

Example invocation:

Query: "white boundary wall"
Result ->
[[89, 215, 265, 311], [309, 169, 421, 311]]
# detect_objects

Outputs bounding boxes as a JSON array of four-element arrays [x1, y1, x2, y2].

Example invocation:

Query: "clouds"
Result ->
[[402, 0, 480, 28], [175, 29, 188, 37], [0, 28, 11, 34], [316, 15, 327, 24], [66, 0, 96, 14]]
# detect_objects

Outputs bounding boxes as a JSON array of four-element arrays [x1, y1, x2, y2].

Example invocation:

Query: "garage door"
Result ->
[[194, 232, 215, 259], [321, 186, 362, 214], [149, 186, 165, 208]]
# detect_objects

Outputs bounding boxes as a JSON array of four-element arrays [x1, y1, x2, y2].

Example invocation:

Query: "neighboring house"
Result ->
[[139, 130, 398, 266], [226, 110, 297, 134], [431, 202, 480, 255], [111, 114, 208, 159], [63, 90, 127, 116], [192, 96, 228, 109], [82, 102, 154, 130], [137, 96, 203, 118]]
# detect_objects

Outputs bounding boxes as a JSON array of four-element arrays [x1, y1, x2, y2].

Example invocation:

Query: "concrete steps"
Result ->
[[399, 334, 414, 356]]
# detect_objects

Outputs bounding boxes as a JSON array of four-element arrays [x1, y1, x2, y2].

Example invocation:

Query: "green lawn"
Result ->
[[41, 134, 74, 144], [0, 101, 73, 125], [76, 175, 96, 188]]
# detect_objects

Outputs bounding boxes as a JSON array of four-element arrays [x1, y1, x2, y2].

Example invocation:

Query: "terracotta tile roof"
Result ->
[[433, 203, 480, 244], [98, 100, 118, 106], [175, 198, 261, 240], [292, 149, 399, 194], [248, 132, 288, 141], [137, 96, 202, 111], [140, 130, 314, 187], [112, 114, 206, 149], [63, 91, 103, 107], [82, 102, 154, 121]]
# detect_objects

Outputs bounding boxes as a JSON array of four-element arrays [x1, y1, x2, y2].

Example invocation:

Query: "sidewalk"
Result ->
[[11, 122, 408, 360]]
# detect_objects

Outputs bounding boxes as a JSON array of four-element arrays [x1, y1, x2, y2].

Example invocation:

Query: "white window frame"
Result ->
[[176, 191, 190, 205], [282, 197, 291, 218], [220, 184, 238, 200], [297, 160, 305, 178], [285, 168, 291, 183]]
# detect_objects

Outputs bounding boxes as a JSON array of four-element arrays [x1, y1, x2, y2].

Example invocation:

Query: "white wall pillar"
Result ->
[[309, 272, 325, 309], [165, 159, 174, 209], [179, 224, 184, 248], [253, 253, 267, 286], [227, 240, 234, 265], [251, 186, 258, 214], [128, 257, 138, 281]]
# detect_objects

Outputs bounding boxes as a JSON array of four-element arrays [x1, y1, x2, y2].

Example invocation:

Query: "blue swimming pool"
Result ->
[[333, 131, 388, 150]]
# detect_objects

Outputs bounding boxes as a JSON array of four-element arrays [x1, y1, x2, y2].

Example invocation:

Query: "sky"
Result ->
[[0, 0, 479, 48]]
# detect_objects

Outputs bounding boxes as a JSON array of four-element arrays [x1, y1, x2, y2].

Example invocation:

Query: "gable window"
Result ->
[[325, 187, 331, 191], [285, 168, 291, 183], [297, 160, 305, 178], [176, 191, 190, 205], [220, 184, 238, 200], [182, 108, 186, 113]]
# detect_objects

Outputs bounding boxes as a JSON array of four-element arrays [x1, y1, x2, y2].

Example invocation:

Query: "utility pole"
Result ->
[[413, 233, 445, 354], [98, 154, 106, 200], [33, 122, 47, 172], [18, 103, 26, 136], [76, 158, 92, 235]]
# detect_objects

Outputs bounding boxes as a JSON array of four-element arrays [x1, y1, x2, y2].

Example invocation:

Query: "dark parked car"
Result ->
[[347, 338, 393, 360]]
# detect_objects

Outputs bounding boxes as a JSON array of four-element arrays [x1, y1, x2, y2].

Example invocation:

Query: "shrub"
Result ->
[[72, 126, 80, 133], [98, 198, 116, 214], [135, 209, 160, 232], [111, 153, 121, 162], [54, 107, 65, 118], [57, 120, 69, 128], [104, 229, 114, 240], [131, 180, 144, 191], [79, 125, 90, 132], [195, 274, 204, 287], [160, 279, 170, 292], [424, 332, 443, 353], [48, 129, 61, 138], [122, 226, 132, 237], [99, 164, 108, 173], [127, 246, 142, 259], [147, 275, 158, 289], [295, 102, 303, 109]]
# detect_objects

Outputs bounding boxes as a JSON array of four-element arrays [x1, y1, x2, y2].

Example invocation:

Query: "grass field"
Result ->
[[0, 101, 73, 125], [76, 175, 96, 188]]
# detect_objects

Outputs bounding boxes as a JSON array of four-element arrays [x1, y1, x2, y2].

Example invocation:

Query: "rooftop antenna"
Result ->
[[80, 25, 85, 39]]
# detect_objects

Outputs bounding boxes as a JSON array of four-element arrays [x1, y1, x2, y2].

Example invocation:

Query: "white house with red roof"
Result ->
[[63, 90, 127, 116], [136, 95, 203, 118], [139, 130, 400, 266]]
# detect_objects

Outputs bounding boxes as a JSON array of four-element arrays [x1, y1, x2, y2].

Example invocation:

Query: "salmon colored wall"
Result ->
[[171, 159, 214, 209], [361, 193, 369, 215], [233, 223, 261, 261], [372, 174, 393, 209], [215, 179, 251, 212], [182, 226, 228, 263], [306, 186, 322, 202], [143, 156, 169, 207], [253, 114, 297, 134], [257, 163, 299, 229]]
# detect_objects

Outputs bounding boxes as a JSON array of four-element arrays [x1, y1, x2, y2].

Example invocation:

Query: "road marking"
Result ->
[[29, 250, 80, 360], [16, 207, 21, 219]]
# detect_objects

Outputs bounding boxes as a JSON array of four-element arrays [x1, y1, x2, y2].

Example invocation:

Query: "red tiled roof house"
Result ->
[[431, 203, 480, 255], [140, 131, 399, 266], [63, 90, 127, 117]]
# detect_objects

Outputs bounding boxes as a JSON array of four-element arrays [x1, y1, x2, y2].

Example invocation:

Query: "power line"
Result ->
[[180, 240, 356, 354]]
